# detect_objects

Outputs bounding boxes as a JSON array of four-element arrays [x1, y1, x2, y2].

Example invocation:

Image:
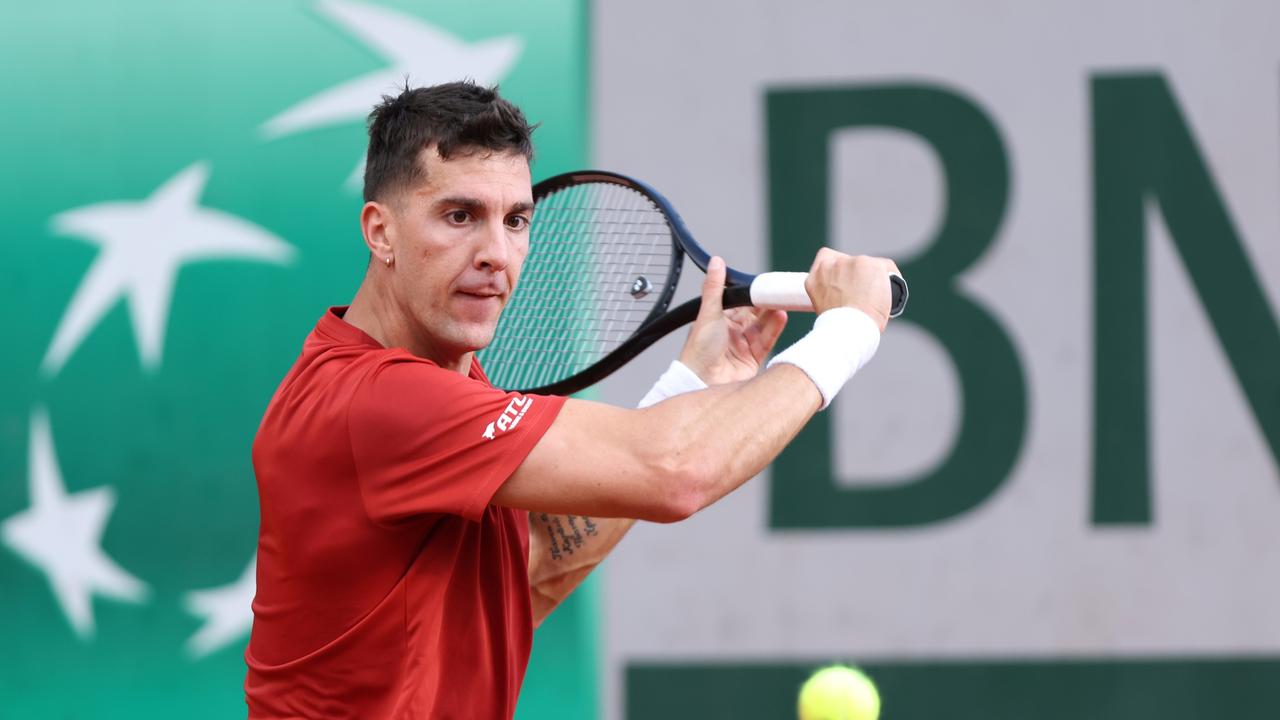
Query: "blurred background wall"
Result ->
[[2, 1, 1278, 718], [592, 1, 1280, 718], [0, 1, 595, 717]]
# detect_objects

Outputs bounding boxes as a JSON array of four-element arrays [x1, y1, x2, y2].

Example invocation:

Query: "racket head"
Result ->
[[541, 171, 758, 287], [479, 171, 687, 393]]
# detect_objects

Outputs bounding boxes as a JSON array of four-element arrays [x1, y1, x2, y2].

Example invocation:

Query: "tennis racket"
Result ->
[[479, 170, 908, 395]]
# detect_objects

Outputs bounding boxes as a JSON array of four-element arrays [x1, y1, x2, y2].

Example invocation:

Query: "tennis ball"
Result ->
[[797, 664, 881, 720]]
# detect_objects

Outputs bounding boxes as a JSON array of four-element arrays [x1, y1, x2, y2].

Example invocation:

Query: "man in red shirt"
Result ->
[[246, 82, 900, 718]]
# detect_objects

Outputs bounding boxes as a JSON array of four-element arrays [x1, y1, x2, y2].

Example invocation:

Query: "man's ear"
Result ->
[[361, 200, 395, 262]]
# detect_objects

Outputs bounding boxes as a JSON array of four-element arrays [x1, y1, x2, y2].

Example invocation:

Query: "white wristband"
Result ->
[[766, 307, 881, 410], [638, 360, 708, 408]]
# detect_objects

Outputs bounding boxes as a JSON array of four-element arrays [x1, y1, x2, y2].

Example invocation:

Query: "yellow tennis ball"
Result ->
[[797, 664, 881, 720]]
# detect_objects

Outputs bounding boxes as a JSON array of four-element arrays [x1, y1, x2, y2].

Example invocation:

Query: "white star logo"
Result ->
[[260, 0, 523, 190], [261, 0, 522, 139], [2, 408, 149, 639], [41, 162, 296, 377], [184, 556, 257, 659]]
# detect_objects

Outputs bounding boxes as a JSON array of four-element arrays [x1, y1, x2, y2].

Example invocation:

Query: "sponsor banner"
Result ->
[[628, 659, 1280, 719], [0, 1, 591, 717], [593, 1, 1280, 717]]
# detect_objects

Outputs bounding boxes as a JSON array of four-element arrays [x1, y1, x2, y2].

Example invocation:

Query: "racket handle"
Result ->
[[749, 271, 909, 317]]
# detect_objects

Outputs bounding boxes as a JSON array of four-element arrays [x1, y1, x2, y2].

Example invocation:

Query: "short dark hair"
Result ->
[[363, 81, 536, 202]]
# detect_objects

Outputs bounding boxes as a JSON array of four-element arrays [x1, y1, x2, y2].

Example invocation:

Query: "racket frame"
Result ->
[[515, 170, 752, 395], [506, 169, 901, 395]]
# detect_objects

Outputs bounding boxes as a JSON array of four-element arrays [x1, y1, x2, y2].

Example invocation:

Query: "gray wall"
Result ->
[[592, 1, 1280, 717]]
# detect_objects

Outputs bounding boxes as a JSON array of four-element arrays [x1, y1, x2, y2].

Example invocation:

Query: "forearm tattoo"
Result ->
[[535, 513, 600, 561]]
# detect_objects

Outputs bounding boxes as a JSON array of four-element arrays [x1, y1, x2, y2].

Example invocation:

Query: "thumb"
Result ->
[[697, 256, 726, 321]]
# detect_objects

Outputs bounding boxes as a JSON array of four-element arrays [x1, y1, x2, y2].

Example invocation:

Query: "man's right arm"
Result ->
[[498, 362, 821, 522], [493, 250, 899, 523]]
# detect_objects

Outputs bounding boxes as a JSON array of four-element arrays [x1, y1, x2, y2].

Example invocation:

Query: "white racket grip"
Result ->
[[748, 272, 814, 311]]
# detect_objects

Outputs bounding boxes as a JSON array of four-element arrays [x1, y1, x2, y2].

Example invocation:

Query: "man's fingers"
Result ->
[[729, 307, 788, 359], [754, 309, 788, 355], [697, 256, 727, 321]]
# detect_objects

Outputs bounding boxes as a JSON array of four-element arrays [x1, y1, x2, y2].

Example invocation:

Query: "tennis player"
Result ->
[[245, 81, 900, 718]]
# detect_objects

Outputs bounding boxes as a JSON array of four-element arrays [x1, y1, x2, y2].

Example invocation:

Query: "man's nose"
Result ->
[[474, 219, 510, 271]]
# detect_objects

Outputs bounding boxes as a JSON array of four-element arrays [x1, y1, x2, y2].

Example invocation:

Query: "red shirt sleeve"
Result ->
[[348, 357, 566, 524]]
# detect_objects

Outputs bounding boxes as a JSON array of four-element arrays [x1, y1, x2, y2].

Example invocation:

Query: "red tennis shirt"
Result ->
[[245, 307, 566, 719]]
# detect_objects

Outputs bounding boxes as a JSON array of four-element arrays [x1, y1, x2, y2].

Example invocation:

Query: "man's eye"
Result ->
[[447, 210, 471, 224], [506, 215, 530, 231]]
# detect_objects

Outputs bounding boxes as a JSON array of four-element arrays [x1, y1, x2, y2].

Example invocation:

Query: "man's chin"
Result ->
[[453, 325, 498, 356]]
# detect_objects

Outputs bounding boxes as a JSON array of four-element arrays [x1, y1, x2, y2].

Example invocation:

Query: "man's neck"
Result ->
[[344, 277, 473, 375]]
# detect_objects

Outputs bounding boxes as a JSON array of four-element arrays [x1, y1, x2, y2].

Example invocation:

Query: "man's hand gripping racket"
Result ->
[[480, 170, 908, 395]]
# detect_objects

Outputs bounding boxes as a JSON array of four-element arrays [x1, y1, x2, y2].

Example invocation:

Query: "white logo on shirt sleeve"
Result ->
[[481, 396, 533, 440]]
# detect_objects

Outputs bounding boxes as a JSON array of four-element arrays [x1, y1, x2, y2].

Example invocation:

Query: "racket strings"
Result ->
[[481, 181, 677, 391]]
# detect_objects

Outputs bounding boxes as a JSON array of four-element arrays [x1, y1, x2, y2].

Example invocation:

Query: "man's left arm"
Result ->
[[528, 512, 634, 625], [526, 270, 787, 626]]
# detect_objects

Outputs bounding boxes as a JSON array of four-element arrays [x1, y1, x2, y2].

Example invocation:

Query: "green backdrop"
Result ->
[[0, 1, 595, 717]]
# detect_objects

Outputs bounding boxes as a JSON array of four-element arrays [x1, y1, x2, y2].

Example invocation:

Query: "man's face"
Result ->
[[384, 148, 533, 361]]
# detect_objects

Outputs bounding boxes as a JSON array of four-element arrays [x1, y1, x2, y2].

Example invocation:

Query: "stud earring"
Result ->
[[385, 255, 393, 266]]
